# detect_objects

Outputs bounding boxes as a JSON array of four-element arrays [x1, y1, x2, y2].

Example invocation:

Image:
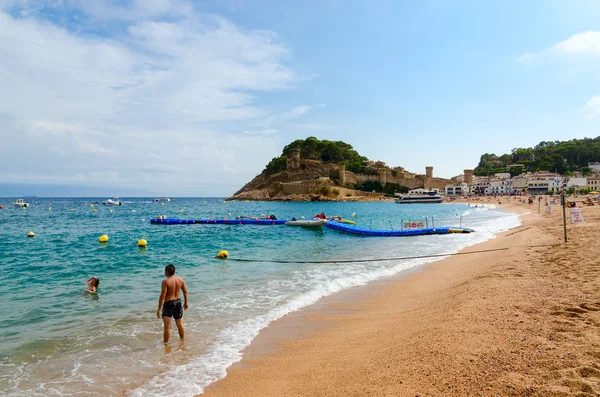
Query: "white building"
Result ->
[[470, 180, 490, 195], [489, 179, 514, 195], [566, 177, 587, 190], [589, 162, 600, 172], [445, 182, 469, 196]]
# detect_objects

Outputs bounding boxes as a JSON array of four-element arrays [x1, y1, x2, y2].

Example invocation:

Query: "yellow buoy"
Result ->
[[27, 231, 35, 238], [132, 210, 136, 213], [137, 239, 147, 247], [93, 209, 97, 213], [245, 200, 249, 202], [203, 201, 207, 205], [161, 202, 164, 206], [223, 200, 227, 204], [301, 216, 305, 219], [71, 208, 75, 212], [48, 207, 52, 210], [109, 209, 113, 213], [216, 250, 229, 259], [180, 209, 184, 213], [90, 204, 94, 207], [98, 235, 109, 243], [352, 213, 356, 217]]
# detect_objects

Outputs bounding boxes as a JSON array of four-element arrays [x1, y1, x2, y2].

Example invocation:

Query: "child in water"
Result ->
[[85, 276, 100, 293]]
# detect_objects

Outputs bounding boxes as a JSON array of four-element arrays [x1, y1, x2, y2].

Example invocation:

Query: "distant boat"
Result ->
[[394, 191, 443, 204], [14, 199, 29, 208], [154, 197, 171, 202], [102, 199, 122, 206]]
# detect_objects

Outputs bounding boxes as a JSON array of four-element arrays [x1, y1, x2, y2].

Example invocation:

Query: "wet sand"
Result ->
[[201, 200, 600, 396]]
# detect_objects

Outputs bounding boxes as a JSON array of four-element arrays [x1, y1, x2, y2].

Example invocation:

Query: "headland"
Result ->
[[229, 137, 453, 202]]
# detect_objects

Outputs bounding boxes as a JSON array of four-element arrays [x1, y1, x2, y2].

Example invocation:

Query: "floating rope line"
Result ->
[[223, 244, 560, 265]]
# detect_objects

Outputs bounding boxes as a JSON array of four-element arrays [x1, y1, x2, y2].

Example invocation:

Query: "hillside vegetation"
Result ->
[[264, 137, 369, 175], [475, 137, 600, 176]]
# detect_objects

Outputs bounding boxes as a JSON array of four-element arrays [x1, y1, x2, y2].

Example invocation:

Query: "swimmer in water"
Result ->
[[85, 276, 99, 293]]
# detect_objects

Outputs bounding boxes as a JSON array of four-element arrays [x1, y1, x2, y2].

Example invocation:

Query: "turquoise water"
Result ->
[[0, 198, 520, 396]]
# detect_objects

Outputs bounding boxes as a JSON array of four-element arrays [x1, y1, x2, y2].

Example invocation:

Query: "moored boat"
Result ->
[[394, 191, 443, 204], [285, 219, 327, 228], [14, 199, 29, 208]]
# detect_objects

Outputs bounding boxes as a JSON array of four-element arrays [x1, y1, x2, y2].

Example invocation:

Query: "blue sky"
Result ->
[[1, 0, 600, 196]]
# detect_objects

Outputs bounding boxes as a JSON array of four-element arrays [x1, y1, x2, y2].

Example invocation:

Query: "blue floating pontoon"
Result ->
[[150, 218, 287, 225], [324, 221, 473, 237]]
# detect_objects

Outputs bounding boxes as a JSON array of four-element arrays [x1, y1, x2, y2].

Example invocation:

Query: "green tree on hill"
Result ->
[[263, 137, 369, 174], [474, 136, 600, 176]]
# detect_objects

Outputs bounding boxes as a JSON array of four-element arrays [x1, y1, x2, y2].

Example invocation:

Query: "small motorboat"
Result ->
[[102, 199, 122, 206], [285, 219, 327, 228], [14, 199, 29, 208], [154, 197, 171, 202]]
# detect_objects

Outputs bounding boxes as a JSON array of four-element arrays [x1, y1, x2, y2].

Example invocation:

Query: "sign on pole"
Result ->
[[570, 208, 585, 224], [403, 222, 424, 229]]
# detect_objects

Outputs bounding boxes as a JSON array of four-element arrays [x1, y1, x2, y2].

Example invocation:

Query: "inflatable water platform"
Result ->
[[151, 218, 287, 225], [324, 221, 473, 237]]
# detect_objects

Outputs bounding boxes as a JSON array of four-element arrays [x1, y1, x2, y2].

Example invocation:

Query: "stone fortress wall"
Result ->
[[284, 147, 452, 193]]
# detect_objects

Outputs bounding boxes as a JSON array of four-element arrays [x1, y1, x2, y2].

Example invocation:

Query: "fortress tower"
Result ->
[[378, 169, 387, 186], [464, 169, 474, 184], [425, 166, 433, 178], [286, 147, 301, 171]]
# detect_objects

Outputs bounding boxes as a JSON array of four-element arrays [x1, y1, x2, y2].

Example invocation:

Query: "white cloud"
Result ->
[[0, 5, 307, 195], [552, 31, 600, 55], [584, 96, 600, 119], [521, 31, 600, 61]]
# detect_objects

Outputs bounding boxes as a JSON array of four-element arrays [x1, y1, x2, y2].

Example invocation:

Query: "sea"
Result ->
[[0, 198, 520, 396]]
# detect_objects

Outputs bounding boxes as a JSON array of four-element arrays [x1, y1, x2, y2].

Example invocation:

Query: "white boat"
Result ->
[[14, 199, 29, 208], [285, 219, 327, 228], [154, 197, 171, 202], [394, 191, 443, 204], [102, 199, 122, 206]]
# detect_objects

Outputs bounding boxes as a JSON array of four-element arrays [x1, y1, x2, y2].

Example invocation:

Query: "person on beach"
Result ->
[[157, 264, 188, 343], [84, 276, 99, 293]]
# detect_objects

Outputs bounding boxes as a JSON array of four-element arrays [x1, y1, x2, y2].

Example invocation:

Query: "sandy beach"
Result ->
[[201, 199, 600, 396]]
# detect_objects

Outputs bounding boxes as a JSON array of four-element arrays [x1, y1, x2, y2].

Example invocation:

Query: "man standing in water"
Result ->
[[157, 264, 188, 343]]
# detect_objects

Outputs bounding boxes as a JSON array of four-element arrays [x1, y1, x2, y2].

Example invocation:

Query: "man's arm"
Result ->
[[182, 279, 189, 310], [157, 280, 167, 318]]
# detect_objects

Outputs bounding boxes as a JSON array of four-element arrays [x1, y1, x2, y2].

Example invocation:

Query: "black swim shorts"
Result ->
[[162, 299, 184, 320]]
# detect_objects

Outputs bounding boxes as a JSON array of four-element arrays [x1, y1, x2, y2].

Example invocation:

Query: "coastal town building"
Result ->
[[587, 176, 600, 191], [566, 177, 588, 190], [489, 179, 514, 195], [445, 182, 469, 196], [589, 162, 600, 172]]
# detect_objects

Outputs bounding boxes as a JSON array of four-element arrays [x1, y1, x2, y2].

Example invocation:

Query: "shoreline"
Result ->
[[198, 201, 596, 396]]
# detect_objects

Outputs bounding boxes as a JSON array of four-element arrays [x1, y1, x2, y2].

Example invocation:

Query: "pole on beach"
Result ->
[[425, 217, 428, 228], [538, 197, 541, 214], [432, 217, 435, 228], [389, 220, 394, 230], [401, 219, 403, 230], [561, 193, 567, 243]]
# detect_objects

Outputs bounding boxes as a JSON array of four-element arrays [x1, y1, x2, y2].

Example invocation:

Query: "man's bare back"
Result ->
[[157, 264, 188, 343], [163, 275, 185, 302]]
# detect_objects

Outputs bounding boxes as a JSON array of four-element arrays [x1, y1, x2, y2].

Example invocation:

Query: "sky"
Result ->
[[1, 0, 600, 196]]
